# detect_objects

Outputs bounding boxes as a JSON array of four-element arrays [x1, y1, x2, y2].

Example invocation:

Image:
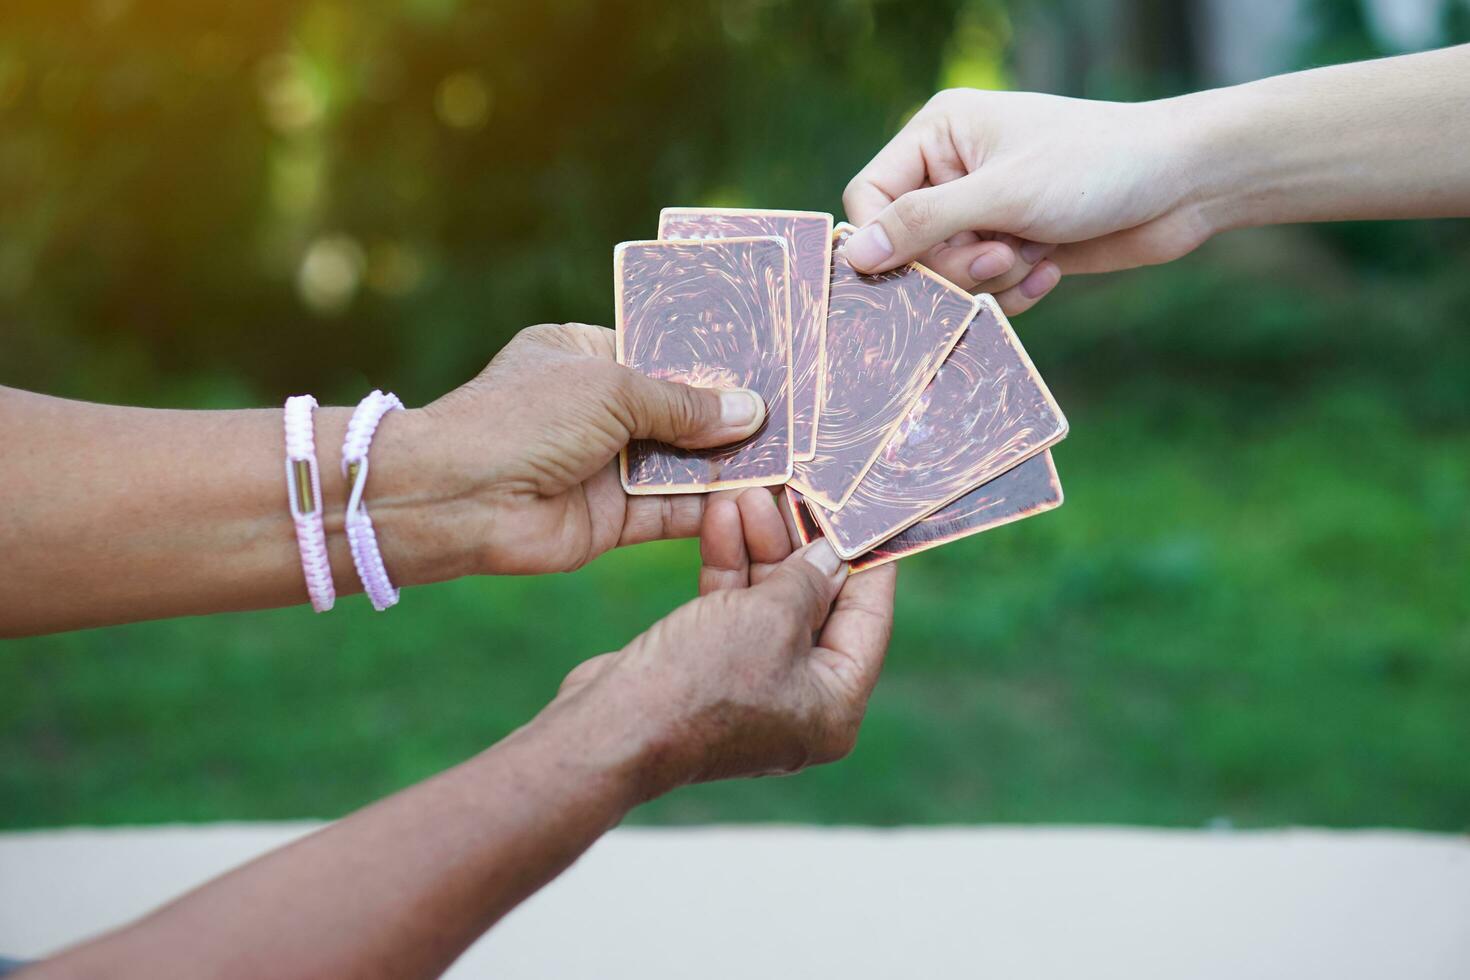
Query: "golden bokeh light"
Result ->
[[297, 234, 365, 315], [434, 70, 491, 130]]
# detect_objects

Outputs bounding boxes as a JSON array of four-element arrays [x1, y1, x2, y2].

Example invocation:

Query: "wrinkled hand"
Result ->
[[422, 323, 766, 575], [555, 488, 898, 796], [843, 88, 1211, 313]]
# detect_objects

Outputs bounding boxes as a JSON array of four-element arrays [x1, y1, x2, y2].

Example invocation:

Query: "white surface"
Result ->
[[3, 824, 1469, 978]]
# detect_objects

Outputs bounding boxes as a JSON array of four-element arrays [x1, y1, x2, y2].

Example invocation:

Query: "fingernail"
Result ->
[[803, 538, 842, 576], [1020, 262, 1061, 299], [1020, 241, 1053, 264], [721, 389, 764, 427], [845, 223, 893, 271], [968, 248, 1012, 282]]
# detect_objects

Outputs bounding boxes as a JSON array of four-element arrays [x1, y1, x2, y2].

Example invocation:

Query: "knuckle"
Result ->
[[558, 655, 602, 692], [813, 703, 863, 763], [516, 322, 565, 348], [933, 86, 984, 107], [593, 360, 636, 400], [588, 362, 639, 427], [891, 190, 937, 237], [925, 88, 970, 115], [716, 589, 752, 620], [819, 724, 859, 764], [668, 383, 705, 432], [926, 88, 960, 110]]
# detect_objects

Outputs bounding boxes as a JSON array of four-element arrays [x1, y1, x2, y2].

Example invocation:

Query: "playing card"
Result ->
[[789, 223, 977, 510], [658, 208, 833, 461], [615, 236, 793, 493], [807, 293, 1068, 558], [785, 451, 1064, 572]]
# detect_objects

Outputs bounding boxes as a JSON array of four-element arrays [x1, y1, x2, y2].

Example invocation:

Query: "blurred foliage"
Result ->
[[1, 0, 969, 406], [2, 0, 1469, 831]]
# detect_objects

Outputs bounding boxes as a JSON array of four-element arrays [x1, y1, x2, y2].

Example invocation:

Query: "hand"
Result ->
[[552, 488, 898, 797], [843, 88, 1212, 313], [418, 322, 767, 575]]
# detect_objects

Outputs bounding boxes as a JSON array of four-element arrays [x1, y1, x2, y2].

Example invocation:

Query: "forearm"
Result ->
[[0, 387, 483, 635], [29, 690, 648, 979], [1179, 44, 1470, 235]]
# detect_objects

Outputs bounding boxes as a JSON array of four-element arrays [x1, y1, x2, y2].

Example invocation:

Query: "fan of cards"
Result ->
[[614, 208, 1068, 571]]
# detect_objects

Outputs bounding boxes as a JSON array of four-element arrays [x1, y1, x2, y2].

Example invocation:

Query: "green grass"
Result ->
[[6, 227, 1470, 831], [5, 372, 1469, 831]]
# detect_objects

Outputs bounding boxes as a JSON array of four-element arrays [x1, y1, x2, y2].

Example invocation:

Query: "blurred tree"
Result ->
[[1, 0, 1466, 418], [0, 0, 979, 407]]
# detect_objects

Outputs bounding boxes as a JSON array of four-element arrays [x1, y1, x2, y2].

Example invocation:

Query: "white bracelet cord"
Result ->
[[283, 395, 336, 613], [342, 390, 405, 611]]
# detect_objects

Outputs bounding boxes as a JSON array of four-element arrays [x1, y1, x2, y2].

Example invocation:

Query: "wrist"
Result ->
[[518, 677, 671, 813], [1164, 82, 1284, 239], [322, 405, 490, 588], [1139, 89, 1228, 242]]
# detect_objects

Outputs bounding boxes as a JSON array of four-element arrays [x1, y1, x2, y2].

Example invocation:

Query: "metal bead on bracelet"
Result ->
[[283, 394, 336, 613], [341, 389, 405, 612]]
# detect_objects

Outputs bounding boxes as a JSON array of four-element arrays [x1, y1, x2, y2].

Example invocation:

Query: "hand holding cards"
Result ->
[[615, 212, 1069, 569]]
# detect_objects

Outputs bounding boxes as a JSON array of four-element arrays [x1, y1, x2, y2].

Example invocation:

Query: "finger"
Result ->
[[607, 364, 766, 449], [976, 237, 1054, 292], [921, 238, 1016, 292], [844, 98, 976, 228], [699, 494, 750, 595], [753, 538, 848, 634], [992, 260, 1061, 316], [557, 322, 618, 359], [812, 562, 898, 702], [843, 171, 1022, 275], [777, 489, 806, 550], [737, 489, 794, 581], [617, 490, 707, 548], [842, 116, 935, 226]]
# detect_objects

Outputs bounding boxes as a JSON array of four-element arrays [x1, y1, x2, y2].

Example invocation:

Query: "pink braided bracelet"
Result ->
[[342, 390, 405, 611], [283, 395, 336, 613]]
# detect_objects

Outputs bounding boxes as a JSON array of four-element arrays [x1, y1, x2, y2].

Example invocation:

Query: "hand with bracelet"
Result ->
[[3, 321, 897, 978], [0, 321, 775, 634]]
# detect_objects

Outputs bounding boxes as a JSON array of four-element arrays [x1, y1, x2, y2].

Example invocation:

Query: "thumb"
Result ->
[[608, 365, 766, 449], [844, 172, 1015, 275], [753, 539, 848, 634]]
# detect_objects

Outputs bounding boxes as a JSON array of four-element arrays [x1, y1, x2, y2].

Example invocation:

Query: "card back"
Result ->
[[615, 237, 792, 493], [789, 224, 977, 510], [786, 451, 1063, 572], [658, 209, 833, 461], [809, 294, 1068, 558]]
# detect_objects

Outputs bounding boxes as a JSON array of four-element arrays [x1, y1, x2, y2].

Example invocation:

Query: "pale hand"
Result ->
[[842, 88, 1209, 313]]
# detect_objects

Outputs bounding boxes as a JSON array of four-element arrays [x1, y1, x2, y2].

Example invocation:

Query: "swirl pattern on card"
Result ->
[[659, 209, 832, 460], [786, 452, 1063, 572], [616, 237, 792, 492], [812, 296, 1068, 557], [852, 452, 1062, 570], [790, 229, 977, 510]]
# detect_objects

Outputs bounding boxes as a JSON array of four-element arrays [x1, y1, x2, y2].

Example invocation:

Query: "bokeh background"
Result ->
[[3, 0, 1469, 831]]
